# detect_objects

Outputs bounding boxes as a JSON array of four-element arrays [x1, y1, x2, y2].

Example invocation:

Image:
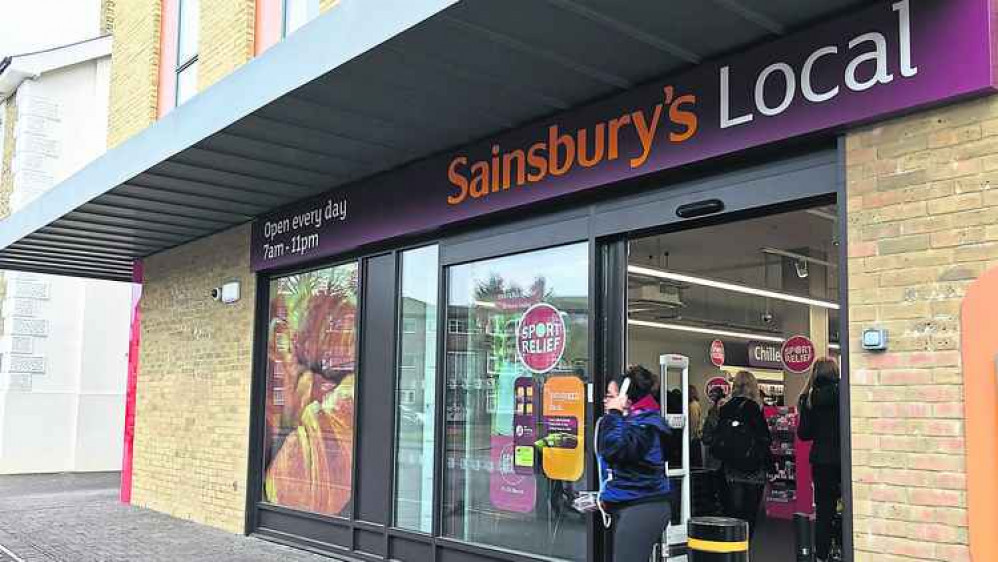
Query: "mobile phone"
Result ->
[[619, 377, 631, 399]]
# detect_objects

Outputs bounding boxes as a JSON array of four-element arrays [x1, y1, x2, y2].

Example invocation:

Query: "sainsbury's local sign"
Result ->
[[252, 0, 995, 271]]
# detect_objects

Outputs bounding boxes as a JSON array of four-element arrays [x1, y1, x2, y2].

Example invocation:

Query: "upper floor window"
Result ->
[[175, 0, 199, 106], [283, 0, 319, 37]]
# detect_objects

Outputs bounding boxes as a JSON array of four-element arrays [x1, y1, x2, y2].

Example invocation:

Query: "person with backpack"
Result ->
[[699, 385, 727, 515], [798, 358, 842, 562], [599, 364, 672, 561], [711, 370, 772, 537]]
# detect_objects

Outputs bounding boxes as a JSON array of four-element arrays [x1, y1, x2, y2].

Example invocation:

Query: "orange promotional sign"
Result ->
[[540, 376, 585, 482], [961, 268, 998, 562]]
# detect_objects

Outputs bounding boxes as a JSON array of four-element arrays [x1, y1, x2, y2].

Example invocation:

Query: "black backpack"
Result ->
[[709, 399, 761, 471]]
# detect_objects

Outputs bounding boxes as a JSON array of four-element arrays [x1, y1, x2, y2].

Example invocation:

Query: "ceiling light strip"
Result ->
[[630, 319, 843, 350], [628, 265, 840, 310], [628, 319, 785, 343]]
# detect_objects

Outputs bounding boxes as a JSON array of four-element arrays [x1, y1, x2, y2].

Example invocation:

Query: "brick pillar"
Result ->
[[845, 95, 998, 562], [198, 0, 257, 91], [101, 0, 116, 35], [107, 0, 162, 147]]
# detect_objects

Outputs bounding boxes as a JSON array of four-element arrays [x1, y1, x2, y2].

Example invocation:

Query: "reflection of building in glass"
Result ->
[[442, 245, 590, 562]]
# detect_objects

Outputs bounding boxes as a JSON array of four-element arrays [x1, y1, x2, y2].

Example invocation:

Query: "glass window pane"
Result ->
[[177, 0, 199, 64], [263, 263, 359, 517], [393, 246, 439, 533], [443, 243, 590, 561], [176, 61, 198, 106], [283, 0, 317, 37]]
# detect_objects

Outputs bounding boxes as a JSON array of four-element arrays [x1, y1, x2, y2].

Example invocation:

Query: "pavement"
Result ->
[[0, 472, 332, 561]]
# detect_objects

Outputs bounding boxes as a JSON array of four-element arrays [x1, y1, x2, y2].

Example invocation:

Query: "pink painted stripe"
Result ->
[[157, 0, 179, 118], [255, 0, 282, 56]]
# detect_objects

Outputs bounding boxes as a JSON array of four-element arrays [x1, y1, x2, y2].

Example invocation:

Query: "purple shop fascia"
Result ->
[[252, 0, 996, 272]]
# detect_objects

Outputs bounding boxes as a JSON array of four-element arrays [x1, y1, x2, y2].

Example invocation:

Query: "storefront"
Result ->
[[238, 2, 994, 561], [1, 0, 997, 561]]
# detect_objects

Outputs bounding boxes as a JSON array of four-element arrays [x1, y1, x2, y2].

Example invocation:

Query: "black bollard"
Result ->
[[794, 512, 816, 562], [687, 517, 749, 562]]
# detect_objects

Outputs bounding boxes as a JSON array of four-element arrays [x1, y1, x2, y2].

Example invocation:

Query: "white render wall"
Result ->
[[0, 52, 132, 474]]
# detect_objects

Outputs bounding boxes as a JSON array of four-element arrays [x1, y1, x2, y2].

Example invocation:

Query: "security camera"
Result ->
[[761, 312, 774, 324], [794, 259, 809, 279], [210, 281, 241, 304]]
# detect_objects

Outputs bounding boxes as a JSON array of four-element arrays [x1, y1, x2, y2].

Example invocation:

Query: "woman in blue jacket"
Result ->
[[599, 364, 672, 561]]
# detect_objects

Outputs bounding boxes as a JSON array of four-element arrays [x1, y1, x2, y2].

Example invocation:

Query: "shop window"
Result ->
[[262, 262, 359, 517], [283, 0, 319, 37], [175, 0, 199, 106], [393, 246, 439, 533], [442, 243, 590, 561]]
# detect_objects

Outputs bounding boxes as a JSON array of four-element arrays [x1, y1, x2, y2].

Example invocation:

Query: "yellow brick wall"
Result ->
[[198, 0, 256, 90], [0, 94, 17, 220], [845, 94, 998, 562], [101, 0, 116, 34], [106, 0, 161, 148], [131, 224, 256, 533]]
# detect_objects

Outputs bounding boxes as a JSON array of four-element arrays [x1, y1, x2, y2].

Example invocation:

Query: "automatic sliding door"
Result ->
[[625, 204, 843, 562]]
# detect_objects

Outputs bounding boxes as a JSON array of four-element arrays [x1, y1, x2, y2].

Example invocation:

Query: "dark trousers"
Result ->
[[612, 500, 671, 562], [722, 480, 765, 538], [813, 464, 842, 559]]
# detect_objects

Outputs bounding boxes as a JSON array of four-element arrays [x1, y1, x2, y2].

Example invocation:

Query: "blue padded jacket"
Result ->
[[597, 408, 671, 507]]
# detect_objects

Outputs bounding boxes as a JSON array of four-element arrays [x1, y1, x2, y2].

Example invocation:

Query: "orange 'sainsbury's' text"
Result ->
[[447, 87, 697, 206]]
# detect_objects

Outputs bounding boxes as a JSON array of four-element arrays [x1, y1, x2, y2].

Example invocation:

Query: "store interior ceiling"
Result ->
[[627, 207, 840, 342]]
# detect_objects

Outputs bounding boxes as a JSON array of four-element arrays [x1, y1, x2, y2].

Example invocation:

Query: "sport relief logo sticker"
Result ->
[[782, 335, 817, 374], [516, 303, 567, 374], [705, 376, 731, 401], [709, 339, 725, 367]]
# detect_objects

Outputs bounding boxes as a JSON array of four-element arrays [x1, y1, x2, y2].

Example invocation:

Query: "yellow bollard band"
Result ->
[[687, 538, 750, 553]]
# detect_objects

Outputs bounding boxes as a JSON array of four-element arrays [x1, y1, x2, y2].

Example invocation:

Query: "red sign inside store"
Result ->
[[709, 340, 726, 367], [705, 376, 732, 401], [782, 335, 817, 373]]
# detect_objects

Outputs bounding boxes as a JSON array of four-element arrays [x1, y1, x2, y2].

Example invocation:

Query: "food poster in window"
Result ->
[[263, 264, 358, 517]]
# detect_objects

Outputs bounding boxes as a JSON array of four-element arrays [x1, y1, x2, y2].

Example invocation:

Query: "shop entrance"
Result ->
[[623, 204, 844, 561]]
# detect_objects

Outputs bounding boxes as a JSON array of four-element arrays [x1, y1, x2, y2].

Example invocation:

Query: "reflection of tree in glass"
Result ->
[[265, 265, 358, 516]]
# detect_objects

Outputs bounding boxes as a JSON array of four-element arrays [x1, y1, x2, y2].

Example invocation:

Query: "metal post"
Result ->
[[795, 512, 816, 562]]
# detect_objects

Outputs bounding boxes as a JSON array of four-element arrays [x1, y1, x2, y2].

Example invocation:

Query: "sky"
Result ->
[[0, 0, 101, 58]]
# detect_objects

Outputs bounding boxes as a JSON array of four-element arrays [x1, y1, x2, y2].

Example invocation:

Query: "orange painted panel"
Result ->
[[255, 0, 282, 56], [157, 0, 179, 118], [961, 267, 998, 562]]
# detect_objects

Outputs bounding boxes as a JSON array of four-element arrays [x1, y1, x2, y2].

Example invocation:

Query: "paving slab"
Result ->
[[0, 472, 333, 561]]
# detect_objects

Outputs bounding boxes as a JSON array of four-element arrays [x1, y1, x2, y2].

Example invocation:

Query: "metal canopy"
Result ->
[[0, 0, 875, 282]]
